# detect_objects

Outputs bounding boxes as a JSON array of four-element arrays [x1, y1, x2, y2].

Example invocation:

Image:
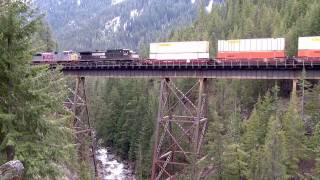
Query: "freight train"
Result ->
[[32, 36, 320, 65]]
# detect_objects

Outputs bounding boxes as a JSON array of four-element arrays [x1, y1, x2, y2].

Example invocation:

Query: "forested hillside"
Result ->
[[0, 1, 87, 179], [87, 0, 320, 179], [33, 0, 218, 51]]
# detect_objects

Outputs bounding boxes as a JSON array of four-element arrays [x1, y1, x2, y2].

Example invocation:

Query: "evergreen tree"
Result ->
[[314, 123, 320, 177], [201, 111, 226, 179], [223, 143, 248, 180], [282, 90, 307, 177], [242, 92, 276, 152], [305, 84, 320, 134], [0, 1, 83, 178], [261, 115, 287, 180]]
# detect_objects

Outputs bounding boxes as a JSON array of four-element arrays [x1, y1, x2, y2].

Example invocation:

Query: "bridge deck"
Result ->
[[55, 61, 320, 79]]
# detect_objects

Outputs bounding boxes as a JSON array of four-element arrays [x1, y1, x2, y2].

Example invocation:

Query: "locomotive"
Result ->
[[32, 49, 139, 64], [79, 49, 139, 63]]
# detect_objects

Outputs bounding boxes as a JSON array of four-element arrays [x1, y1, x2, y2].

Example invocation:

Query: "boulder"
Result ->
[[0, 160, 24, 180]]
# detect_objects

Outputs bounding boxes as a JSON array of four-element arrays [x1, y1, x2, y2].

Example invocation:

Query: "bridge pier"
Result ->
[[293, 79, 298, 94], [151, 78, 209, 180], [66, 77, 97, 177]]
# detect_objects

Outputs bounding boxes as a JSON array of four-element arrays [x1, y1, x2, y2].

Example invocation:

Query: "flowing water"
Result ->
[[96, 148, 135, 180]]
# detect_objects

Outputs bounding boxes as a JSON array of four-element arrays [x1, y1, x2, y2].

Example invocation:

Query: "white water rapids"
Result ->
[[96, 148, 135, 180]]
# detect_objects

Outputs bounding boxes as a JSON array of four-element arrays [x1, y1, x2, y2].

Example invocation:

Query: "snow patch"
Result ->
[[68, 20, 76, 26], [130, 9, 141, 20], [191, 0, 196, 4], [105, 16, 121, 32], [123, 22, 128, 31], [111, 0, 126, 5], [206, 0, 213, 13], [77, 0, 81, 6]]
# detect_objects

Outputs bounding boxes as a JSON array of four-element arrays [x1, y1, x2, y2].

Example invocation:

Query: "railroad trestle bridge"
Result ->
[[55, 60, 320, 179]]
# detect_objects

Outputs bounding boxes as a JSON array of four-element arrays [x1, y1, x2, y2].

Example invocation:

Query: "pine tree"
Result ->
[[223, 143, 248, 179], [0, 1, 83, 178], [201, 110, 226, 179], [282, 90, 307, 177], [221, 98, 248, 179], [261, 115, 287, 180], [242, 92, 276, 152], [305, 84, 320, 134], [314, 123, 320, 177]]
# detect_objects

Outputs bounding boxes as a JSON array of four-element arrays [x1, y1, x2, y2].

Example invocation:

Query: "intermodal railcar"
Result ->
[[216, 38, 286, 62], [145, 41, 210, 65]]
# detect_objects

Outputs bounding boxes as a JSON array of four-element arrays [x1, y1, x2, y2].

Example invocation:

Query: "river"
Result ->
[[96, 147, 136, 180]]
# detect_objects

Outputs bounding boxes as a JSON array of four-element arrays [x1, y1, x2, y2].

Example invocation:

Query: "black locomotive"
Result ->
[[79, 49, 139, 61]]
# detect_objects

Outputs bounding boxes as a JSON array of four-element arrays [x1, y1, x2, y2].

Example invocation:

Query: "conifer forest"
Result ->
[[0, 0, 320, 179]]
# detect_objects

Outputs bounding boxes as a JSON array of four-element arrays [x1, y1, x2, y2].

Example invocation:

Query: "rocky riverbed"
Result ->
[[96, 148, 136, 180]]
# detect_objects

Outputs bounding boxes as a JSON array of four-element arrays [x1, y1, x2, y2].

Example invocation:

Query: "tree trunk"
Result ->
[[6, 145, 15, 161]]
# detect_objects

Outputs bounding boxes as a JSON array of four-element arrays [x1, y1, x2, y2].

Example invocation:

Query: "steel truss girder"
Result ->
[[152, 78, 209, 180], [65, 77, 97, 176]]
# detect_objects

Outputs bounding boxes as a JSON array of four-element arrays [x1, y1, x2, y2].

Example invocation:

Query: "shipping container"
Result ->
[[298, 36, 320, 58], [149, 41, 210, 60], [149, 53, 209, 60], [217, 38, 285, 60]]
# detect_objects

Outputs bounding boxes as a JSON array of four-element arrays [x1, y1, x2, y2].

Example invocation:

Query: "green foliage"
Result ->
[[282, 92, 307, 177], [242, 91, 277, 152], [202, 111, 226, 179], [0, 1, 79, 179], [314, 124, 320, 177], [223, 143, 248, 180], [261, 115, 287, 179]]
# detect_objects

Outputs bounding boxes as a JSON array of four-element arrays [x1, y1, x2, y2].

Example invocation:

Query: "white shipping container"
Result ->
[[218, 38, 285, 52], [150, 41, 209, 54], [150, 53, 210, 60], [298, 36, 320, 50]]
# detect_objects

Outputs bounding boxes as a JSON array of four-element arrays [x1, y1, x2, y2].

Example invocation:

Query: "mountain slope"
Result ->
[[34, 0, 217, 51]]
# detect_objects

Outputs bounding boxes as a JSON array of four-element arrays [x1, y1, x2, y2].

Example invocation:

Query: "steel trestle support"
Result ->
[[151, 78, 209, 180], [65, 77, 97, 177]]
